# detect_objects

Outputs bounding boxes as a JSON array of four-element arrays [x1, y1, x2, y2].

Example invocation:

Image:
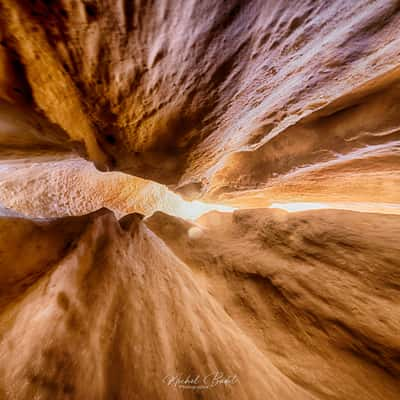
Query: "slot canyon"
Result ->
[[0, 1, 399, 399]]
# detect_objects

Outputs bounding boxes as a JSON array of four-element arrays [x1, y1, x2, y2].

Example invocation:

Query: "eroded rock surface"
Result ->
[[0, 208, 398, 399], [0, 1, 399, 399], [148, 208, 400, 400], [0, 0, 399, 204], [0, 209, 317, 400], [0, 100, 231, 219]]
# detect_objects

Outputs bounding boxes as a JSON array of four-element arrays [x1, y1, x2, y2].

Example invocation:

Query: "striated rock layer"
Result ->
[[0, 0, 399, 205], [149, 208, 400, 399], [0, 1, 399, 399], [0, 209, 313, 400], [0, 208, 399, 399], [0, 100, 232, 219]]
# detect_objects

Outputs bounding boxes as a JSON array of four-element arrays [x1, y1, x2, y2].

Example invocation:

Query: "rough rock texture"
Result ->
[[0, 1, 399, 400], [0, 209, 316, 400], [0, 208, 399, 399], [0, 0, 399, 205], [0, 100, 232, 219], [148, 208, 400, 400]]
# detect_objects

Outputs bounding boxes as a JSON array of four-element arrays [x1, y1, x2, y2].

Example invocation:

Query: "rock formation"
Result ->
[[0, 1, 399, 399]]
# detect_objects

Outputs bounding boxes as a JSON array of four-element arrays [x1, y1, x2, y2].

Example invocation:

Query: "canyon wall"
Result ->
[[0, 0, 399, 205], [0, 1, 399, 399], [0, 208, 398, 399]]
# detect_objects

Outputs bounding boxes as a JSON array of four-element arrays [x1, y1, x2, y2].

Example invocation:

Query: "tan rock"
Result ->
[[0, 2, 398, 399], [0, 0, 399, 202], [0, 209, 316, 400]]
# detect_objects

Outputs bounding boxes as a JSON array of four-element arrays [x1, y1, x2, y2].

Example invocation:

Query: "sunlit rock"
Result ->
[[0, 0, 399, 204], [0, 1, 399, 399]]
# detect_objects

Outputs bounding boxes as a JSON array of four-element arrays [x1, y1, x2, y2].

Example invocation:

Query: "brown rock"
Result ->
[[0, 2, 399, 399], [0, 0, 399, 202]]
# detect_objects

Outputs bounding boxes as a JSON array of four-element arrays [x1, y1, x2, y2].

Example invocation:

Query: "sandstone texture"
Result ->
[[0, 0, 399, 205], [0, 1, 399, 400], [0, 209, 398, 399], [0, 210, 316, 400], [0, 100, 231, 219], [148, 208, 400, 400]]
